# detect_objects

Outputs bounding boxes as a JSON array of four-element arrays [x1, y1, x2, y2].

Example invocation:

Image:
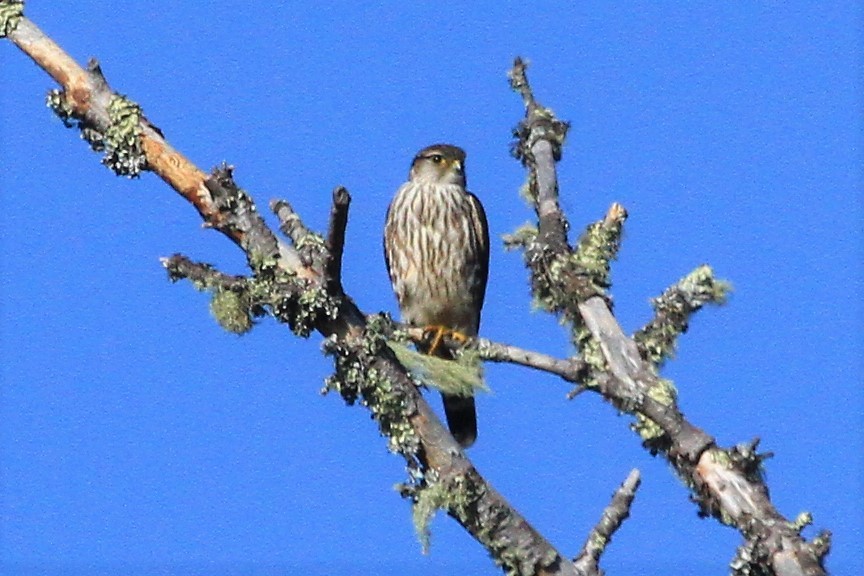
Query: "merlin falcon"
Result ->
[[383, 144, 490, 447]]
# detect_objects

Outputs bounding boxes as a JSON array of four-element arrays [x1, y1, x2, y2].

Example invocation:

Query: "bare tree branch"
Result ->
[[402, 326, 588, 385], [325, 186, 351, 293], [573, 469, 642, 576], [508, 56, 830, 576]]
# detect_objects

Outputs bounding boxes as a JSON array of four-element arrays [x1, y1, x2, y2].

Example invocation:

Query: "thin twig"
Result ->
[[326, 186, 351, 292], [401, 326, 587, 384], [508, 57, 535, 110], [161, 254, 248, 290], [573, 468, 641, 576], [271, 198, 313, 245]]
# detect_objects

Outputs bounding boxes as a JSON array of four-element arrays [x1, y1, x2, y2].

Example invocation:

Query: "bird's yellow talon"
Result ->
[[422, 325, 470, 355], [448, 330, 470, 344], [423, 325, 447, 355]]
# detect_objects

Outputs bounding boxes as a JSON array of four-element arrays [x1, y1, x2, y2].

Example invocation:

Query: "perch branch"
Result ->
[[401, 326, 588, 385], [4, 14, 586, 576]]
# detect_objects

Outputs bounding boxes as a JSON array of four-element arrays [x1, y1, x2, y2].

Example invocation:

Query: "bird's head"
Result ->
[[409, 144, 467, 187]]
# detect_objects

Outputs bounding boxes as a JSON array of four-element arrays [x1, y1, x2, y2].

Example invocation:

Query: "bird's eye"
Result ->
[[430, 154, 443, 164]]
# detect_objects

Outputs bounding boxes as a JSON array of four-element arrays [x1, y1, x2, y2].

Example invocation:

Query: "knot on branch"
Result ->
[[271, 189, 351, 297], [167, 171, 349, 338], [510, 112, 570, 167], [272, 198, 327, 266], [727, 438, 772, 486], [206, 166, 279, 258], [511, 113, 570, 166], [692, 442, 772, 526], [0, 1, 24, 37]]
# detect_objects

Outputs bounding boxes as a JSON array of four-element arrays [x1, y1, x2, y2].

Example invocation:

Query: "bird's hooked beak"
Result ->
[[446, 158, 466, 186]]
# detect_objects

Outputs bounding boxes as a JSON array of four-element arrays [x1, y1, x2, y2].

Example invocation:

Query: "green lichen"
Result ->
[[570, 208, 627, 297], [388, 343, 487, 398], [571, 325, 605, 385], [631, 377, 678, 445], [289, 285, 339, 337], [635, 264, 732, 366], [502, 222, 538, 252], [209, 288, 253, 335], [102, 94, 147, 176], [513, 207, 625, 325], [247, 250, 281, 276], [294, 231, 327, 257], [730, 535, 772, 576], [406, 472, 488, 557], [46, 90, 147, 177], [46, 89, 76, 127], [586, 531, 608, 556], [791, 511, 813, 533], [411, 478, 450, 553], [809, 530, 832, 562], [322, 331, 420, 456], [518, 177, 535, 204], [258, 269, 339, 338], [0, 1, 24, 38]]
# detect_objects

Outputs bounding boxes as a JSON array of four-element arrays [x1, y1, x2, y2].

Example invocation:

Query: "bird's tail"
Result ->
[[442, 394, 477, 448], [418, 334, 479, 448]]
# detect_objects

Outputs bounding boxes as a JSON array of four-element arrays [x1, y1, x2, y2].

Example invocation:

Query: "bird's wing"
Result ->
[[467, 191, 490, 333]]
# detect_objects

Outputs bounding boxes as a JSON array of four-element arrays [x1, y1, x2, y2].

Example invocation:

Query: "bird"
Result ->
[[384, 144, 490, 447]]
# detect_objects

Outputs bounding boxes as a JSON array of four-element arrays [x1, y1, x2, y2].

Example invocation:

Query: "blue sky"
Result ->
[[1, 3, 861, 575]]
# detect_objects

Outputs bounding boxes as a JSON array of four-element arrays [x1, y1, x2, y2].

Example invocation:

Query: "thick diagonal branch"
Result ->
[[509, 56, 829, 576], [4, 15, 582, 576]]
